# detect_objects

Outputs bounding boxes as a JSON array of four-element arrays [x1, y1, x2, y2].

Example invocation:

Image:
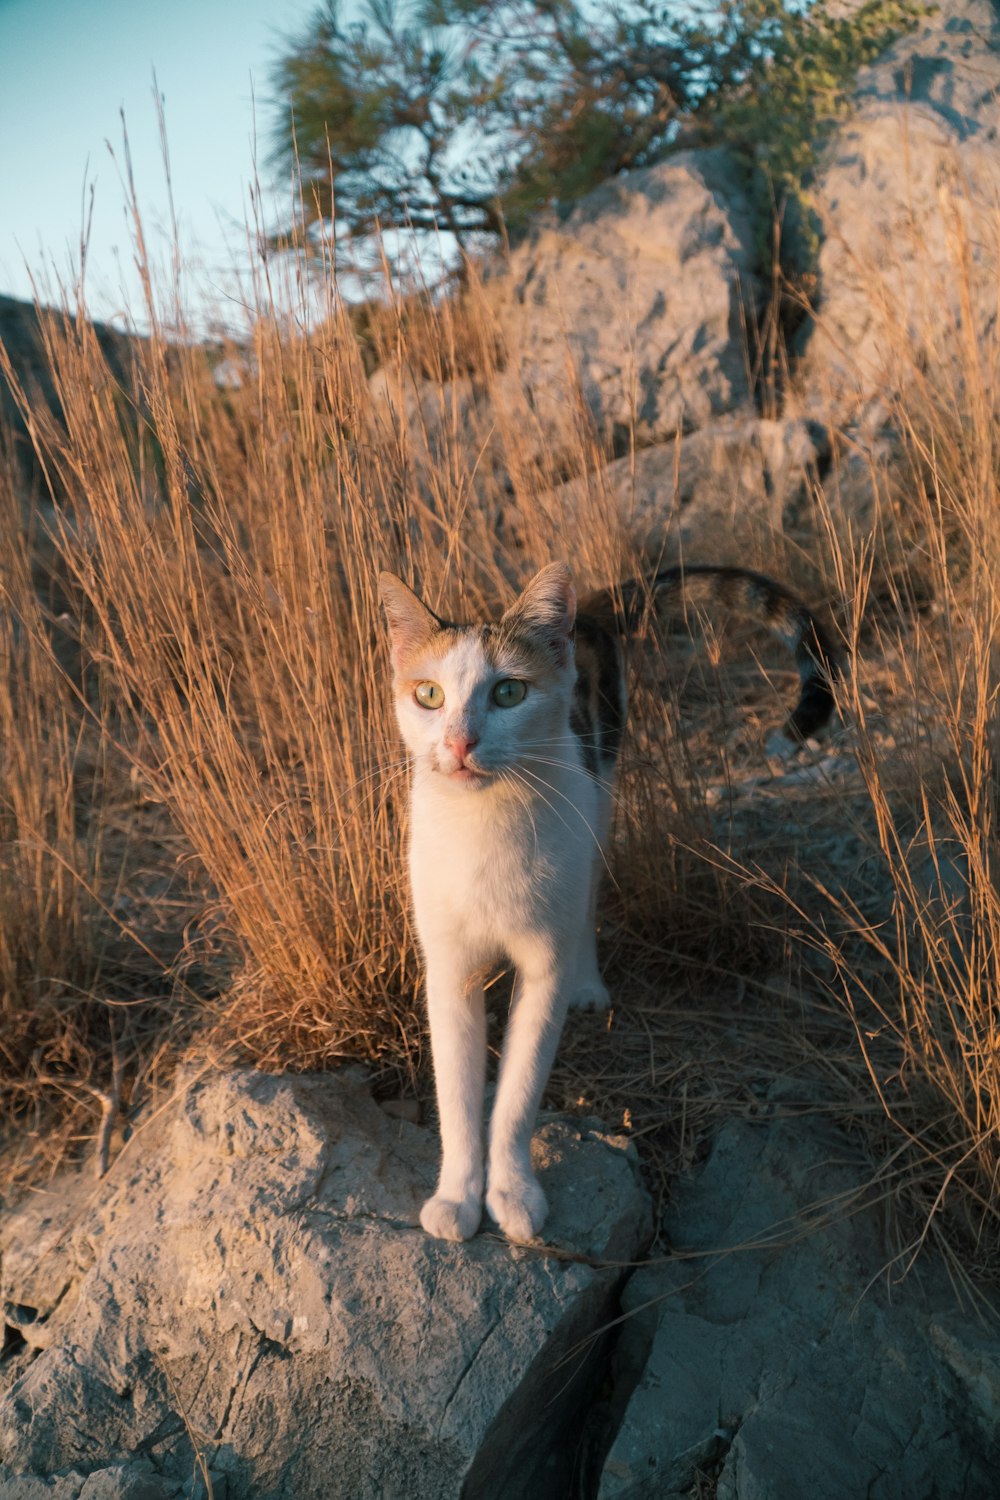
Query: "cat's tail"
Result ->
[[580, 565, 840, 741]]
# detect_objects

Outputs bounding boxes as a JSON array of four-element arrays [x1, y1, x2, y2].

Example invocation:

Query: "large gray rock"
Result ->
[[0, 1069, 650, 1500], [371, 148, 763, 474], [797, 0, 1000, 413], [492, 148, 762, 453], [598, 1109, 1000, 1500], [545, 415, 829, 561]]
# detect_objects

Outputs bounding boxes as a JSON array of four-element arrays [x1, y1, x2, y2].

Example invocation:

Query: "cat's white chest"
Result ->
[[408, 769, 593, 957]]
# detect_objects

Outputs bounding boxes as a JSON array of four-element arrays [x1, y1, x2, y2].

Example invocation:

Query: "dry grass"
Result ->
[[0, 164, 998, 1289], [0, 215, 689, 1140]]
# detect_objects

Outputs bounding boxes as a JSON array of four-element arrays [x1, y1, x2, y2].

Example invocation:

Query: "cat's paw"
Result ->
[[420, 1193, 482, 1242], [485, 1177, 549, 1242], [567, 977, 610, 1013]]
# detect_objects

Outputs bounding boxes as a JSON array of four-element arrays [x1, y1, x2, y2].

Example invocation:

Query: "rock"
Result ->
[[371, 148, 763, 475], [77, 1462, 177, 1500], [818, 427, 896, 535], [0, 1464, 175, 1500], [0, 294, 137, 485], [0, 1475, 91, 1500], [544, 416, 829, 561], [797, 0, 1000, 414], [0, 1069, 650, 1500], [493, 148, 762, 455], [0, 1461, 198, 1499], [597, 1110, 1000, 1500], [367, 366, 480, 452]]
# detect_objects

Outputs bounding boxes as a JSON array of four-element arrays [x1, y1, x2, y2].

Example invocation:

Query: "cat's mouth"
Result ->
[[440, 760, 494, 785]]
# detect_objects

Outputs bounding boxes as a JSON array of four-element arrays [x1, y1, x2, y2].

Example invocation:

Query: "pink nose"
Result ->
[[445, 733, 479, 763]]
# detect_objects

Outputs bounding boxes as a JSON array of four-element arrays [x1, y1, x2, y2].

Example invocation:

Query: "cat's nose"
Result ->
[[445, 732, 479, 764]]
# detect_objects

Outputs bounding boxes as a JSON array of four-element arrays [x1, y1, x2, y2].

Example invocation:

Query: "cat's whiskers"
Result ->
[[332, 757, 410, 801], [503, 764, 583, 853], [312, 759, 411, 830], [497, 768, 541, 862], [514, 736, 621, 794], [506, 762, 615, 881], [518, 751, 622, 801]]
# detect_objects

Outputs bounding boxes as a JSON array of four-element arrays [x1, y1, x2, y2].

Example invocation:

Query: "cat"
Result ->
[[379, 562, 838, 1243]]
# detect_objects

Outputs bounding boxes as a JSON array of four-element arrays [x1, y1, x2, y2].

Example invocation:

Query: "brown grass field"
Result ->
[[1, 187, 997, 1297]]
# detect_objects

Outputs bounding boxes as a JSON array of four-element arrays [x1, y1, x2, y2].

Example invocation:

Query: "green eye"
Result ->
[[414, 681, 445, 709], [492, 678, 527, 708]]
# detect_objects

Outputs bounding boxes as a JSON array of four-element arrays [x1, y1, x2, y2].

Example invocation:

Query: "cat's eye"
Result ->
[[414, 681, 445, 709], [492, 678, 527, 708]]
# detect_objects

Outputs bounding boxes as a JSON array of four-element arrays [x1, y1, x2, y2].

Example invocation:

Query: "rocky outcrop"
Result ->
[[7, 1073, 996, 1500], [0, 1070, 651, 1500], [797, 0, 1000, 413], [371, 148, 763, 475], [598, 1108, 1000, 1500], [373, 0, 1000, 528], [492, 148, 762, 451]]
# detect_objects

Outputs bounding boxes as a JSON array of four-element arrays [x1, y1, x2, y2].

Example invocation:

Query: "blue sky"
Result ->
[[0, 0, 319, 330]]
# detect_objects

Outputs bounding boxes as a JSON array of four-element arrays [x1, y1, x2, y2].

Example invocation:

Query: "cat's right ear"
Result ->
[[378, 573, 440, 664]]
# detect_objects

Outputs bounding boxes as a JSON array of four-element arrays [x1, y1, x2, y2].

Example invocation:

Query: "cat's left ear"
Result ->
[[503, 563, 576, 663], [379, 572, 440, 664]]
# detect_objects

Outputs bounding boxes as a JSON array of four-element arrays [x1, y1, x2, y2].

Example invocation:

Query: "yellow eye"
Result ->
[[414, 681, 445, 709], [492, 678, 527, 708]]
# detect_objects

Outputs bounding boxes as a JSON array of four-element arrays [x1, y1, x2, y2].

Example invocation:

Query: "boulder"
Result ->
[[492, 148, 762, 453], [597, 1108, 1000, 1500], [370, 148, 764, 475], [0, 1069, 650, 1500], [797, 0, 1000, 414], [531, 416, 829, 564]]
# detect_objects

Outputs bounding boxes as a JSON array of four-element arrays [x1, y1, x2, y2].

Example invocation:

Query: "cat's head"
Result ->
[[379, 565, 576, 791]]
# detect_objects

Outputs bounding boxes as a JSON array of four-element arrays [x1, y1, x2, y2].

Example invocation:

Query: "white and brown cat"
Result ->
[[379, 563, 837, 1243]]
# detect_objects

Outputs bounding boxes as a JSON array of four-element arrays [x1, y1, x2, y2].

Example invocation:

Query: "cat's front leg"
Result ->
[[486, 949, 570, 1241], [421, 954, 487, 1242]]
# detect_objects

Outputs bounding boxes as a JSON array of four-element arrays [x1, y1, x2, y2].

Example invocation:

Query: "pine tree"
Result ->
[[270, 0, 924, 276]]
